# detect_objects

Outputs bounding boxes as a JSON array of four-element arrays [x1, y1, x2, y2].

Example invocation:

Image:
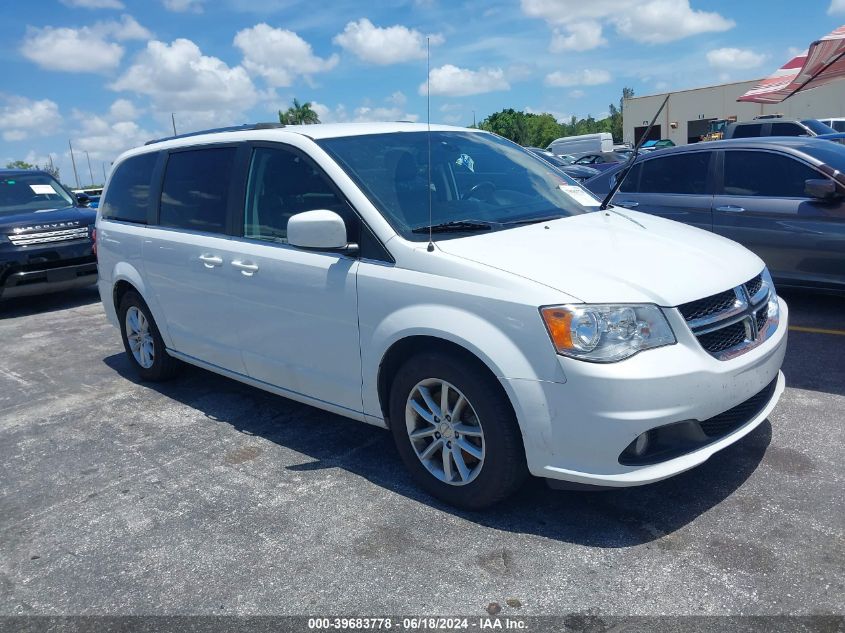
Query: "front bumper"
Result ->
[[503, 297, 788, 487]]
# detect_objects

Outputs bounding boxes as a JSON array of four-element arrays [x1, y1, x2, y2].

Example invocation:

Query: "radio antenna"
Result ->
[[426, 36, 434, 253]]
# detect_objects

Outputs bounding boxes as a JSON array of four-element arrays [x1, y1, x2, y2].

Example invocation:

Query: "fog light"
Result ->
[[632, 431, 650, 457]]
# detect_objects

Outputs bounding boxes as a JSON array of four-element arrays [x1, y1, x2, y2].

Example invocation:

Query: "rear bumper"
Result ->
[[0, 260, 97, 299]]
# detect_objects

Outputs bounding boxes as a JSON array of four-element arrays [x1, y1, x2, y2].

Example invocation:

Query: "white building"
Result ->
[[623, 78, 845, 146]]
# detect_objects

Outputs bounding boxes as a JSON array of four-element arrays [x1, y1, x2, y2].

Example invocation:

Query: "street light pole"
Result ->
[[68, 140, 80, 189], [85, 151, 94, 187]]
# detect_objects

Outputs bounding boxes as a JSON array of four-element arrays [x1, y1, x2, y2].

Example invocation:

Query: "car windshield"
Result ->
[[318, 131, 597, 240], [802, 119, 837, 135], [0, 173, 75, 215]]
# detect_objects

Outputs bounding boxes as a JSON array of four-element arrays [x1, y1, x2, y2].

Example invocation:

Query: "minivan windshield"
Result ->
[[318, 131, 597, 240], [0, 172, 75, 215]]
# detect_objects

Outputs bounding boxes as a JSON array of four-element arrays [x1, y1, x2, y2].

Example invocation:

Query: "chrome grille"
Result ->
[[678, 271, 777, 361], [8, 226, 90, 246]]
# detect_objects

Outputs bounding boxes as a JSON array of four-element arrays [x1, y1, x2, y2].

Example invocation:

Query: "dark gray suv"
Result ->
[[585, 137, 845, 293]]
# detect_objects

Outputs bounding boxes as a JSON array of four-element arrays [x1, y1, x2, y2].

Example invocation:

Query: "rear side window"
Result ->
[[731, 124, 763, 138], [637, 152, 710, 194], [101, 153, 157, 223], [617, 163, 641, 193], [159, 148, 237, 234], [723, 151, 820, 197], [771, 122, 805, 136]]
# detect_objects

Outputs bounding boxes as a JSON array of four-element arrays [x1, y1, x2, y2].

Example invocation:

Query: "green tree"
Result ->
[[278, 98, 320, 125], [6, 160, 34, 170], [607, 86, 634, 143]]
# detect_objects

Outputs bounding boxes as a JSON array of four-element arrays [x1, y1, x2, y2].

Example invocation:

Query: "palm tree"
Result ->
[[278, 98, 320, 125]]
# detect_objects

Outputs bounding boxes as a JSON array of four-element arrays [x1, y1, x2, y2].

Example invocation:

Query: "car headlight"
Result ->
[[761, 268, 779, 320], [540, 304, 676, 362]]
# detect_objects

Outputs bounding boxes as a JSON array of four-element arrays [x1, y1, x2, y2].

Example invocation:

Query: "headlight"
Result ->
[[761, 268, 779, 320], [540, 304, 676, 362]]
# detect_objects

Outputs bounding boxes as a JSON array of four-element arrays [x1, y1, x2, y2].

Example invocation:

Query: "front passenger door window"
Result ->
[[244, 147, 349, 243]]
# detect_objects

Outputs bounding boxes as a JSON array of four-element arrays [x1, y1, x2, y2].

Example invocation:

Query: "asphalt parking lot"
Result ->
[[0, 287, 842, 617]]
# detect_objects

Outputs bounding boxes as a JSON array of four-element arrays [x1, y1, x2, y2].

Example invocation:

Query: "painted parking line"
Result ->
[[788, 325, 845, 336]]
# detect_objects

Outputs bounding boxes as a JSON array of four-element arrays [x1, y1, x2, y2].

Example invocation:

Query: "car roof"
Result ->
[[116, 122, 487, 163], [0, 169, 51, 176]]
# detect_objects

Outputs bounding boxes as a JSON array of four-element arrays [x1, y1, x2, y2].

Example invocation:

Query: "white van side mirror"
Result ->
[[287, 210, 355, 252]]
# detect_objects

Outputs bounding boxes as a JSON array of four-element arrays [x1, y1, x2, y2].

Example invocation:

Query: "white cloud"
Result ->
[[163, 0, 204, 11], [569, 89, 585, 98], [71, 104, 155, 162], [421, 65, 510, 97], [829, 0, 845, 14], [387, 91, 407, 106], [0, 97, 62, 142], [352, 106, 419, 123], [545, 69, 611, 87], [60, 0, 124, 8], [522, 0, 734, 45], [550, 21, 606, 52], [333, 18, 443, 65], [234, 24, 338, 87], [112, 39, 259, 122], [19, 15, 150, 74], [706, 47, 767, 71]]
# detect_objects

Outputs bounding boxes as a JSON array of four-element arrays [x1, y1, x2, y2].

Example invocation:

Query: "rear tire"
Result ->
[[389, 351, 528, 509], [118, 290, 178, 382]]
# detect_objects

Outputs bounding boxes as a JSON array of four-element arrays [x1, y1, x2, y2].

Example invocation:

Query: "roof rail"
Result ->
[[144, 122, 285, 146]]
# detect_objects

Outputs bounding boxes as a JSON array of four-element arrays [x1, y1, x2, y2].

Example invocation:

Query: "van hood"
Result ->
[[435, 210, 765, 306]]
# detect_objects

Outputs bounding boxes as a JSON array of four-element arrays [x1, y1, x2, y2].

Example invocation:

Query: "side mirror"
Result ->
[[76, 192, 91, 207], [287, 210, 356, 253], [804, 178, 838, 200]]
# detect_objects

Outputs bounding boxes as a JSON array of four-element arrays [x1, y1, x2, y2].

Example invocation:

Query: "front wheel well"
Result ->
[[377, 336, 510, 428], [113, 279, 139, 313]]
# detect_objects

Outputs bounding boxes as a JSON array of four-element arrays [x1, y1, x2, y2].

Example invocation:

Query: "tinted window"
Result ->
[[731, 124, 763, 138], [771, 122, 805, 136], [834, 121, 845, 132], [637, 152, 710, 194], [617, 163, 642, 193], [801, 119, 836, 135], [159, 148, 236, 234], [101, 153, 157, 223], [244, 147, 348, 242], [723, 151, 820, 197]]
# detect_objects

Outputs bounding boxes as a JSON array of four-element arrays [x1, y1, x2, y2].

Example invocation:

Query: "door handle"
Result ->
[[616, 200, 639, 208], [231, 260, 259, 276], [715, 205, 746, 213], [198, 253, 223, 268]]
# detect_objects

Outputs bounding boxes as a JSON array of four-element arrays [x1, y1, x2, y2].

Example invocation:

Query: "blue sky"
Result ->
[[1, 0, 844, 185]]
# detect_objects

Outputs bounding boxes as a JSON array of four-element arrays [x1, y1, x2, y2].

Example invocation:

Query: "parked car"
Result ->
[[570, 151, 626, 171], [641, 139, 675, 151], [584, 137, 845, 293], [723, 118, 836, 139], [817, 117, 845, 132], [97, 122, 787, 509], [526, 147, 600, 181], [0, 169, 97, 300], [547, 132, 613, 157]]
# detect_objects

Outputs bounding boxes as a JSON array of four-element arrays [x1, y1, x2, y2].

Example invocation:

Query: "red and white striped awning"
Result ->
[[738, 24, 845, 103]]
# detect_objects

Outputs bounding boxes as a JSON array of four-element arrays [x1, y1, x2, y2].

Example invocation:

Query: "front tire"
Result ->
[[389, 351, 528, 509], [118, 290, 178, 382]]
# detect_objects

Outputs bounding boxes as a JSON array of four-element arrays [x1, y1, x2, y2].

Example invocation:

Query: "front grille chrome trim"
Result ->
[[8, 227, 90, 246], [677, 271, 777, 361]]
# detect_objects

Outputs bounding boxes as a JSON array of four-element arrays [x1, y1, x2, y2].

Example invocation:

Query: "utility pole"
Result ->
[[472, 110, 476, 127], [102, 162, 107, 183], [68, 140, 80, 189], [171, 113, 177, 136], [85, 151, 94, 187]]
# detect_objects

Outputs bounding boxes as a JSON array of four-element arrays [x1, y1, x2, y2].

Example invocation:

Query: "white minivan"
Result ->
[[96, 122, 787, 509]]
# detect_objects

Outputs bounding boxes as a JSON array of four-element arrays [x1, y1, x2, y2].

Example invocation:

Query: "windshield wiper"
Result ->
[[502, 215, 565, 226], [411, 220, 496, 234]]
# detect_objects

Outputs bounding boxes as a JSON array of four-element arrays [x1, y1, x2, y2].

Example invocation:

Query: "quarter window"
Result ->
[[159, 148, 237, 234], [636, 152, 710, 195], [723, 151, 820, 197], [243, 147, 348, 242], [101, 153, 157, 223]]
